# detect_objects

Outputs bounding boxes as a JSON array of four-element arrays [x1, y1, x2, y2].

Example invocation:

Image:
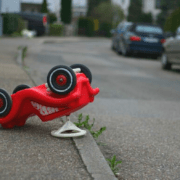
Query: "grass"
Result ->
[[18, 46, 28, 63], [74, 113, 106, 139], [74, 114, 122, 175], [106, 155, 122, 175]]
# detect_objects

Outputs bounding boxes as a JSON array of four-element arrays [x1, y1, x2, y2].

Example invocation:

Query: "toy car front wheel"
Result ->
[[47, 65, 76, 94], [70, 64, 92, 84], [13, 84, 30, 94], [0, 89, 12, 117]]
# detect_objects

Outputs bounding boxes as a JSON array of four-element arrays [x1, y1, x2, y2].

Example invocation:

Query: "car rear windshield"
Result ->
[[135, 25, 163, 34]]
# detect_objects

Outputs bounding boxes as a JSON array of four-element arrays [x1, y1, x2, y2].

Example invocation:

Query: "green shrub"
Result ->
[[140, 12, 153, 23], [3, 13, 19, 35], [99, 22, 112, 37], [11, 32, 22, 37], [2, 13, 26, 35], [78, 17, 94, 37], [164, 7, 180, 32], [49, 24, 63, 36], [86, 18, 94, 37], [17, 18, 27, 34], [48, 13, 57, 24]]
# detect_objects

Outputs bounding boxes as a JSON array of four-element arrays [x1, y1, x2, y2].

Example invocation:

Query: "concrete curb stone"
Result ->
[[73, 131, 117, 180]]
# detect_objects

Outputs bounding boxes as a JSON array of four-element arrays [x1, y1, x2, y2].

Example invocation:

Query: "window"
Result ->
[[135, 25, 163, 34]]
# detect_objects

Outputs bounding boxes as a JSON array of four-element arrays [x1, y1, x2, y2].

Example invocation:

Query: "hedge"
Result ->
[[98, 22, 112, 37], [49, 24, 64, 36], [78, 17, 94, 37], [2, 13, 26, 35]]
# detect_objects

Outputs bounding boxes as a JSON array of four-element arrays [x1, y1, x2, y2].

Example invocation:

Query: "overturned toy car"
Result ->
[[0, 64, 99, 136]]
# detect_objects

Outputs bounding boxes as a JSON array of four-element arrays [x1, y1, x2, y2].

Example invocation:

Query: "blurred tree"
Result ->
[[111, 4, 125, 28], [92, 2, 124, 37], [92, 2, 124, 25], [61, 0, 72, 24], [87, 0, 111, 17], [164, 7, 180, 32], [156, 0, 180, 28], [41, 0, 49, 13], [128, 0, 143, 22], [140, 12, 153, 23], [92, 2, 113, 24], [128, 0, 153, 23], [48, 13, 57, 24]]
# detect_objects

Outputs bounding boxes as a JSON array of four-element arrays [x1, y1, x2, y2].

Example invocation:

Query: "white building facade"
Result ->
[[113, 0, 130, 18], [112, 0, 161, 21], [142, 0, 161, 21]]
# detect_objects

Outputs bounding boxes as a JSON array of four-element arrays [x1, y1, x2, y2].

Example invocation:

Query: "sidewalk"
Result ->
[[0, 37, 117, 180]]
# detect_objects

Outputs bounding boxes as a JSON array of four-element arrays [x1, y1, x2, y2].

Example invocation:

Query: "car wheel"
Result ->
[[111, 43, 115, 51], [152, 55, 159, 60], [47, 65, 76, 95], [0, 89, 12, 117], [121, 42, 129, 56], [13, 84, 30, 94], [161, 53, 172, 70], [117, 41, 122, 55], [70, 64, 92, 84]]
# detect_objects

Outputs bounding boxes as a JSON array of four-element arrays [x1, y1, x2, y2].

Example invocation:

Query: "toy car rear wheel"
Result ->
[[70, 64, 92, 84], [13, 84, 30, 94], [47, 65, 76, 95], [0, 89, 12, 117]]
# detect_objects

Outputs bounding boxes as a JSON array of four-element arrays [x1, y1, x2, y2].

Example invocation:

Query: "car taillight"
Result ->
[[43, 16, 47, 26], [160, 39, 166, 44], [130, 36, 141, 41]]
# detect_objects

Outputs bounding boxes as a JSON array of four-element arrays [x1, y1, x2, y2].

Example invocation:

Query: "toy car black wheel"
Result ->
[[70, 64, 92, 84], [0, 89, 12, 117], [47, 65, 76, 95], [13, 84, 30, 94]]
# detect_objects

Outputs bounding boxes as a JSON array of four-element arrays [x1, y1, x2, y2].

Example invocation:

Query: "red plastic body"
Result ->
[[0, 73, 99, 129]]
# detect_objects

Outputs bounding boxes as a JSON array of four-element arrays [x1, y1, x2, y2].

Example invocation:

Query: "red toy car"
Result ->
[[0, 64, 99, 129]]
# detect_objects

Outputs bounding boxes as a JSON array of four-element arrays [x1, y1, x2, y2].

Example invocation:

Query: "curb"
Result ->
[[73, 131, 117, 180], [17, 46, 118, 180], [16, 47, 23, 67]]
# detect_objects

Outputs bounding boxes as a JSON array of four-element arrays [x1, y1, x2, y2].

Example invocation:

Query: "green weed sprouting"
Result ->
[[74, 113, 106, 139], [106, 155, 122, 175]]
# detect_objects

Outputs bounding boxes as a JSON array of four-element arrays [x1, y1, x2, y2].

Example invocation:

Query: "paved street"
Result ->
[[25, 37, 180, 180]]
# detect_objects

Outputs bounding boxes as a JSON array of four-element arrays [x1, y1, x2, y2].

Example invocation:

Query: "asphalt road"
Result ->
[[25, 37, 180, 180]]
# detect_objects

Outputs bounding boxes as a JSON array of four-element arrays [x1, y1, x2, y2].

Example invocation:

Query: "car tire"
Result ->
[[111, 43, 115, 51], [121, 42, 129, 56], [47, 65, 76, 95], [70, 64, 92, 84], [117, 41, 122, 55], [152, 55, 159, 60], [161, 53, 172, 70], [0, 89, 12, 117], [13, 84, 30, 94]]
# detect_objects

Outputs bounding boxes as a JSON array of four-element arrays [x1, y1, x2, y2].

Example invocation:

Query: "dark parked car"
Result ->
[[111, 22, 133, 52], [17, 12, 48, 36], [117, 23, 165, 58], [161, 26, 180, 70]]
